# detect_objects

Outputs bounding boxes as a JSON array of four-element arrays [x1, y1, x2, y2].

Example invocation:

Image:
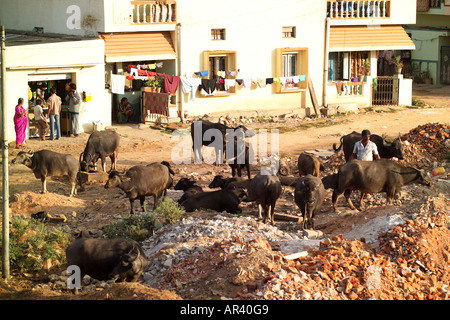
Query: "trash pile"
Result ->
[[400, 123, 450, 171]]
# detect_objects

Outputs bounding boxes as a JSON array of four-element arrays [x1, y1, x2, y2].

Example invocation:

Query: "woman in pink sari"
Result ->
[[14, 98, 28, 148]]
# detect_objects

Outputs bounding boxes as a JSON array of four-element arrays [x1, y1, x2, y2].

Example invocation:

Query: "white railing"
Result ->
[[130, 1, 177, 24], [327, 0, 391, 19]]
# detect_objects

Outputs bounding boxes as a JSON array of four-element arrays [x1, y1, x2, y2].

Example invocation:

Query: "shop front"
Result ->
[[3, 33, 106, 143]]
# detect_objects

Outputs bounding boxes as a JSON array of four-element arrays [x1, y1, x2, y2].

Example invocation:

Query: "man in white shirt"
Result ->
[[350, 129, 380, 161], [350, 129, 381, 207]]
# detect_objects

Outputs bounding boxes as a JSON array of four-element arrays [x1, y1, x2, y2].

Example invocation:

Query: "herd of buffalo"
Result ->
[[11, 120, 433, 286]]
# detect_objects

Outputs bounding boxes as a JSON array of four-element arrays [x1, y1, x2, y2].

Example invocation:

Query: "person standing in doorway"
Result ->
[[34, 99, 49, 141], [66, 83, 82, 137], [14, 98, 28, 148], [47, 87, 62, 140], [350, 129, 381, 207]]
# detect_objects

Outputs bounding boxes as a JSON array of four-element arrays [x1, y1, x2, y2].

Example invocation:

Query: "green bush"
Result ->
[[153, 197, 185, 224], [0, 217, 70, 273], [102, 197, 185, 241], [102, 212, 162, 242]]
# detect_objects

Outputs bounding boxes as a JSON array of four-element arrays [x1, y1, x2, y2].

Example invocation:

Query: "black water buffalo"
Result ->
[[208, 175, 247, 190], [298, 153, 325, 177], [332, 159, 432, 211], [333, 131, 404, 162], [179, 188, 247, 214], [225, 140, 252, 179], [245, 174, 282, 225], [321, 173, 338, 190], [104, 162, 174, 214], [294, 175, 325, 230], [190, 119, 252, 165], [12, 150, 80, 197], [66, 236, 148, 284], [174, 178, 204, 204], [80, 130, 120, 172]]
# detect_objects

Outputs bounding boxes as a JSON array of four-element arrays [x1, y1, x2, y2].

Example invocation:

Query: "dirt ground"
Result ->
[[0, 87, 449, 300]]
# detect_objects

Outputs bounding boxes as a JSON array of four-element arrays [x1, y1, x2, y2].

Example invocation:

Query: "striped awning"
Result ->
[[99, 31, 176, 63], [329, 25, 415, 52]]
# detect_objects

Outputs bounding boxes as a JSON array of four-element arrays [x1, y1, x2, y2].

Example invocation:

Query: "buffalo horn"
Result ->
[[124, 245, 140, 262]]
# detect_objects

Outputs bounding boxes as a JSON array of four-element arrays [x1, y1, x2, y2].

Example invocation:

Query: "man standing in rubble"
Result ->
[[350, 129, 381, 207]]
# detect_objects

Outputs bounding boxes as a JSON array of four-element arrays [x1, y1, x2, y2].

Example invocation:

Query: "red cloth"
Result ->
[[164, 74, 180, 94]]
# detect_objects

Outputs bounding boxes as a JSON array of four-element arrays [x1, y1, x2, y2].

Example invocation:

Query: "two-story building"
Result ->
[[405, 0, 450, 85], [325, 0, 416, 109], [0, 0, 418, 144]]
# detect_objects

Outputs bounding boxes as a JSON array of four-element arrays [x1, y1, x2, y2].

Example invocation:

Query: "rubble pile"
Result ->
[[400, 123, 450, 170], [140, 208, 450, 300], [239, 211, 450, 300]]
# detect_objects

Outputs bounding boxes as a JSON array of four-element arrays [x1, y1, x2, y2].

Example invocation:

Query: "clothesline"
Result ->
[[112, 67, 307, 98]]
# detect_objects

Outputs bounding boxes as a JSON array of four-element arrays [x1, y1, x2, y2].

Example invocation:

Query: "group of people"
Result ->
[[14, 83, 82, 148]]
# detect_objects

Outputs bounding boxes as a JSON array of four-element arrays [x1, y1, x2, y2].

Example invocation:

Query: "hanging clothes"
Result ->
[[257, 78, 266, 88], [200, 79, 217, 96], [199, 70, 209, 77], [164, 74, 180, 94], [180, 77, 201, 101], [266, 78, 274, 85], [224, 79, 236, 91], [242, 79, 251, 88], [235, 79, 243, 86]]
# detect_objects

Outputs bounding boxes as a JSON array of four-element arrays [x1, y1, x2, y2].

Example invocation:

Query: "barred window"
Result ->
[[211, 29, 226, 40]]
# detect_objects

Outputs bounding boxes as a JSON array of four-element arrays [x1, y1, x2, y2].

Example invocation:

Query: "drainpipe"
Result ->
[[323, 17, 330, 108], [176, 23, 184, 123]]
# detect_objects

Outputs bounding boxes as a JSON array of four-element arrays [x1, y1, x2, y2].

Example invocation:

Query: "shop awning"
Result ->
[[99, 31, 176, 63], [329, 25, 415, 52]]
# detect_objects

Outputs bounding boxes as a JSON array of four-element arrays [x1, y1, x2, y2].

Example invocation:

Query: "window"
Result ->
[[328, 51, 369, 81], [202, 51, 237, 94], [283, 53, 298, 77], [211, 29, 226, 40], [275, 47, 308, 94], [209, 56, 226, 91], [282, 26, 296, 38]]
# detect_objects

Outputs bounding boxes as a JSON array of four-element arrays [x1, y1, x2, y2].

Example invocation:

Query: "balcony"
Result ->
[[327, 0, 391, 19], [130, 1, 177, 24], [112, 0, 176, 27]]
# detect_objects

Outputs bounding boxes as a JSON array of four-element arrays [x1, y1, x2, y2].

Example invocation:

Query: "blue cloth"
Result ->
[[199, 70, 209, 77], [299, 75, 307, 81]]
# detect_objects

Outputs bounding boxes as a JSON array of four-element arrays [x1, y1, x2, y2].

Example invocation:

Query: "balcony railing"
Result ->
[[130, 1, 176, 24], [327, 0, 391, 19], [430, 0, 442, 8]]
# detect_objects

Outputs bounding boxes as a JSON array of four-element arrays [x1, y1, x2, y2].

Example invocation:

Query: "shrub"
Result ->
[[102, 212, 162, 242], [153, 197, 185, 224], [0, 217, 70, 273], [102, 197, 185, 241]]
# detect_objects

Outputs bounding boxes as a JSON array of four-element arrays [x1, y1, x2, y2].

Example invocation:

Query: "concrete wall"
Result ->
[[176, 0, 326, 116], [3, 39, 106, 143]]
